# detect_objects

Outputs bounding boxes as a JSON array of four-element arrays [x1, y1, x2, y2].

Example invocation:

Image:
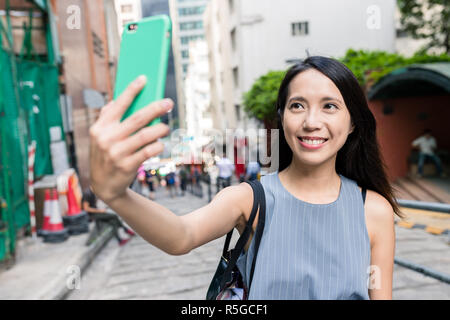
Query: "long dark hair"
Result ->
[[276, 56, 403, 218]]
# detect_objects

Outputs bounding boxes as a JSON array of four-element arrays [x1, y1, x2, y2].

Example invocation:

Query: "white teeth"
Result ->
[[302, 139, 325, 145]]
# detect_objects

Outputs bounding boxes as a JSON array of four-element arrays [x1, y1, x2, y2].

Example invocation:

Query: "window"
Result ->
[[181, 35, 205, 45], [178, 6, 206, 16], [235, 104, 241, 121], [182, 64, 188, 73], [179, 21, 203, 31], [121, 4, 133, 13], [229, 0, 234, 13], [396, 28, 408, 38], [181, 50, 189, 59], [291, 22, 309, 36], [181, 36, 189, 45], [232, 67, 239, 88], [230, 28, 236, 51]]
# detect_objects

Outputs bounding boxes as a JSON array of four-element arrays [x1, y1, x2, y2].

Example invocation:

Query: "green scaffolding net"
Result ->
[[0, 1, 65, 261]]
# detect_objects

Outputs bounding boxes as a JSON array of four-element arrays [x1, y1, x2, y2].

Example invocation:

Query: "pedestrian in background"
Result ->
[[137, 165, 147, 196], [179, 165, 188, 196], [165, 171, 176, 198], [245, 160, 261, 182], [82, 186, 135, 246], [216, 150, 234, 193], [411, 129, 446, 178], [145, 170, 156, 200]]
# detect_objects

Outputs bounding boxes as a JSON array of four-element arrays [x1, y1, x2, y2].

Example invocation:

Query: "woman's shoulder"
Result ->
[[360, 188, 395, 246], [352, 178, 394, 214], [364, 189, 395, 218], [218, 182, 254, 214]]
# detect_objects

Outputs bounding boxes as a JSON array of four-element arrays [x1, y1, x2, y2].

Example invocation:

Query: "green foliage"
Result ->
[[339, 48, 450, 87], [397, 0, 450, 54], [243, 70, 286, 127], [243, 49, 450, 126]]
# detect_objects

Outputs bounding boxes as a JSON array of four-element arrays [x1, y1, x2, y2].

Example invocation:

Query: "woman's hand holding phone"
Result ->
[[89, 75, 173, 204]]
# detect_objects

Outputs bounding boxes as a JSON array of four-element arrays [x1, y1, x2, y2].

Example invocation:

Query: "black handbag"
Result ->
[[206, 179, 266, 300]]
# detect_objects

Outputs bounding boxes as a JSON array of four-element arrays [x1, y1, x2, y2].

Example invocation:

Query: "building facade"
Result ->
[[50, 0, 119, 188], [141, 0, 179, 129], [169, 0, 210, 129], [204, 0, 397, 133], [115, 0, 142, 38], [184, 40, 212, 157]]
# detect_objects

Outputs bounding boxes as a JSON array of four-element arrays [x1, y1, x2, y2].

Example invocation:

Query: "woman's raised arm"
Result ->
[[89, 75, 253, 255]]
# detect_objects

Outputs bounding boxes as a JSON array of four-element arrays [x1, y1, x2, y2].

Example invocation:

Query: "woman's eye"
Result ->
[[290, 103, 304, 110], [324, 103, 338, 110]]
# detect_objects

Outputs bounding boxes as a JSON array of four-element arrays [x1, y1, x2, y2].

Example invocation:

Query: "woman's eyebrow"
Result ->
[[287, 96, 343, 104]]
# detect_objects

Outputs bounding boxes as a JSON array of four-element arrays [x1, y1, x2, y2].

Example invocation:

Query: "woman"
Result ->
[[89, 56, 403, 300]]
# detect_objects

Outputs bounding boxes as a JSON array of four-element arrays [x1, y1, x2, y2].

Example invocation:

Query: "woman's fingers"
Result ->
[[110, 98, 173, 141], [120, 140, 166, 172], [109, 123, 170, 160], [100, 75, 147, 124]]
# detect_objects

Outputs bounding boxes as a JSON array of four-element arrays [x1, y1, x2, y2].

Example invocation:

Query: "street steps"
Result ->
[[409, 178, 450, 203], [394, 177, 443, 202]]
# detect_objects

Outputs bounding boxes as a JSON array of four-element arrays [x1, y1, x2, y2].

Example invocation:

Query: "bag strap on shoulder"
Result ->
[[219, 180, 266, 290], [221, 180, 260, 257], [362, 187, 367, 204], [248, 180, 266, 292]]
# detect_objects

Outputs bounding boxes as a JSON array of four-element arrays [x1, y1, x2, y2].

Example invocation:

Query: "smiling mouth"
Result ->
[[297, 137, 329, 146]]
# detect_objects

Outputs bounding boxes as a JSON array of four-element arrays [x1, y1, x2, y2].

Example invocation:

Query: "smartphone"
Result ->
[[113, 15, 172, 126]]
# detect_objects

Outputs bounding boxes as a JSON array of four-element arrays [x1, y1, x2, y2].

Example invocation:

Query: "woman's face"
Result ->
[[282, 69, 354, 168]]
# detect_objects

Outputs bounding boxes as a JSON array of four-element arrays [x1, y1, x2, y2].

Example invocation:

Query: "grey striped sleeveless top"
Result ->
[[236, 171, 371, 300]]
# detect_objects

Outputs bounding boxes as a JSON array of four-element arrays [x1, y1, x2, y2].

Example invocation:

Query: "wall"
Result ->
[[51, 0, 114, 188]]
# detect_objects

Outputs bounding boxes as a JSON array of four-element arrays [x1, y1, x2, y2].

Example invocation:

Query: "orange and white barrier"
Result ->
[[28, 141, 37, 239]]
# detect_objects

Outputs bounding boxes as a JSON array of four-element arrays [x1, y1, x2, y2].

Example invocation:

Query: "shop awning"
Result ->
[[368, 62, 450, 100]]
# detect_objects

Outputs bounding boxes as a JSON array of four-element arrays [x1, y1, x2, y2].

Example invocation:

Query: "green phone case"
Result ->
[[113, 15, 172, 126]]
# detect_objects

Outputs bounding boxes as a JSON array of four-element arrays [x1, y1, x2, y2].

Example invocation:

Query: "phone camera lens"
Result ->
[[128, 23, 138, 31]]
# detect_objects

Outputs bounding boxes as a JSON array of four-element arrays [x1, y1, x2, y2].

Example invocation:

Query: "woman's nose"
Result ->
[[303, 109, 323, 130]]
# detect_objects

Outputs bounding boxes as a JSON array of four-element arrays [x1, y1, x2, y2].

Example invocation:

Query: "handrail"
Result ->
[[397, 199, 450, 214]]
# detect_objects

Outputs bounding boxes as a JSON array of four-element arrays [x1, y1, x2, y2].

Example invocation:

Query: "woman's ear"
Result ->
[[349, 123, 355, 134], [278, 109, 283, 125]]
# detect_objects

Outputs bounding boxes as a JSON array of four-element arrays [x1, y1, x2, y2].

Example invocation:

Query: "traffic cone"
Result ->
[[38, 189, 52, 237], [66, 181, 82, 216], [63, 181, 89, 235], [43, 189, 69, 243]]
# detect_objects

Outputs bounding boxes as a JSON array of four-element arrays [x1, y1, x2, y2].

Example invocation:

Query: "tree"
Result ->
[[397, 0, 450, 54], [339, 48, 450, 90], [243, 70, 285, 161], [243, 70, 286, 130]]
